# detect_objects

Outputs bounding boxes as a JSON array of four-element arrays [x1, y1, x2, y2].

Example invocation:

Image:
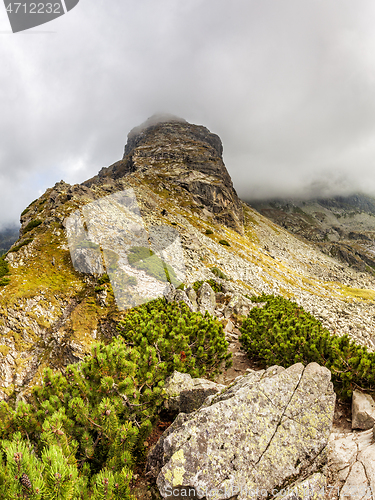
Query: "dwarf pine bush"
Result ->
[[23, 219, 43, 234], [117, 298, 232, 378], [240, 294, 375, 399], [0, 298, 230, 498], [0, 256, 10, 287]]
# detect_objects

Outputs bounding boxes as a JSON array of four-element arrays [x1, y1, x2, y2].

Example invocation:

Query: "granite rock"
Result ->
[[148, 362, 335, 500]]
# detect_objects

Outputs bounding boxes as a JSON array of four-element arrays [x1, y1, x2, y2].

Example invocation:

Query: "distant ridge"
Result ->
[[248, 193, 375, 272], [0, 227, 19, 256]]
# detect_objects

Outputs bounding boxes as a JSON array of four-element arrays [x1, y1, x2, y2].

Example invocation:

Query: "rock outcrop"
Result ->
[[352, 390, 375, 430], [328, 428, 375, 500], [162, 371, 225, 414], [85, 114, 244, 234], [147, 362, 336, 499], [197, 281, 216, 316]]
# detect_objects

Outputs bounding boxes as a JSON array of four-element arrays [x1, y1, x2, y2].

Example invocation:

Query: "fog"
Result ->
[[1, 0, 375, 228]]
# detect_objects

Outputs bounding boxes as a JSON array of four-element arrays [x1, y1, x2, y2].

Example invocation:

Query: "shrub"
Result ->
[[117, 298, 232, 379], [193, 279, 223, 293], [240, 294, 375, 399], [0, 257, 10, 287], [23, 219, 42, 234], [127, 246, 180, 286], [210, 267, 227, 280], [8, 238, 33, 253], [20, 207, 29, 217], [0, 256, 9, 279], [0, 299, 231, 498], [0, 277, 11, 287], [97, 273, 110, 285], [218, 239, 230, 246], [205, 229, 213, 235]]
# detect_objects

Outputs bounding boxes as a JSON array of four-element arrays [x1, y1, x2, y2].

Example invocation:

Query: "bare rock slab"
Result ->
[[147, 362, 335, 500], [328, 429, 375, 500], [197, 282, 216, 316], [352, 390, 375, 430]]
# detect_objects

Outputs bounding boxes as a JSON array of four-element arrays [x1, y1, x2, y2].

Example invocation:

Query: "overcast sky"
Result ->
[[2, 0, 375, 229]]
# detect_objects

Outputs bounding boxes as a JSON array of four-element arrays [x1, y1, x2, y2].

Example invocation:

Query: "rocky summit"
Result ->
[[85, 113, 244, 234], [2, 116, 375, 498]]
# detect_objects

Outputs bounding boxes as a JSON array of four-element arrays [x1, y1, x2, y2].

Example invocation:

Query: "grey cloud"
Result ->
[[2, 0, 375, 228]]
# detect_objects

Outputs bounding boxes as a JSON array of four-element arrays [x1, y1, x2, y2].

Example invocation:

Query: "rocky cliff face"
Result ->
[[84, 114, 244, 234], [2, 116, 375, 406]]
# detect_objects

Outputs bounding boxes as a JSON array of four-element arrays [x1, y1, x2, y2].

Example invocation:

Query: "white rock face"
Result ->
[[328, 429, 375, 500]]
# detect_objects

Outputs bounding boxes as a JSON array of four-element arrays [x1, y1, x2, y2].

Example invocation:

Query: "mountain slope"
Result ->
[[249, 194, 375, 272], [1, 116, 375, 403]]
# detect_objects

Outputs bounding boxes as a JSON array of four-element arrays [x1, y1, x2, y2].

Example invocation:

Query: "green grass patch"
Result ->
[[0, 256, 9, 279], [8, 238, 33, 253], [339, 285, 375, 301], [0, 277, 10, 287], [75, 239, 100, 250], [210, 267, 228, 280], [0, 257, 10, 287], [127, 246, 180, 286], [23, 219, 42, 234]]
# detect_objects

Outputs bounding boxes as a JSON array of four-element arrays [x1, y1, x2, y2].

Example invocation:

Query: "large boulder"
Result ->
[[164, 284, 196, 312], [185, 286, 198, 312], [352, 390, 375, 430], [147, 362, 335, 500], [88, 116, 245, 233], [223, 294, 263, 319], [163, 371, 225, 414], [197, 282, 216, 316]]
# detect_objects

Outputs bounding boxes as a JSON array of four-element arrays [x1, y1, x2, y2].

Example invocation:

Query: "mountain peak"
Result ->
[[85, 117, 244, 233]]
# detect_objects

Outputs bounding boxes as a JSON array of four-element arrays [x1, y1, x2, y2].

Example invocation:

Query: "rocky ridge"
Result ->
[[1, 115, 375, 404], [250, 195, 375, 272]]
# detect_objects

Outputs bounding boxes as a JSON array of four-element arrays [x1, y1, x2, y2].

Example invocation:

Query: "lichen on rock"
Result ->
[[148, 362, 336, 500]]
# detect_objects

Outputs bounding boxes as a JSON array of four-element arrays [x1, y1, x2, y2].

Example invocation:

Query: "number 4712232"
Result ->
[[6, 3, 62, 14]]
